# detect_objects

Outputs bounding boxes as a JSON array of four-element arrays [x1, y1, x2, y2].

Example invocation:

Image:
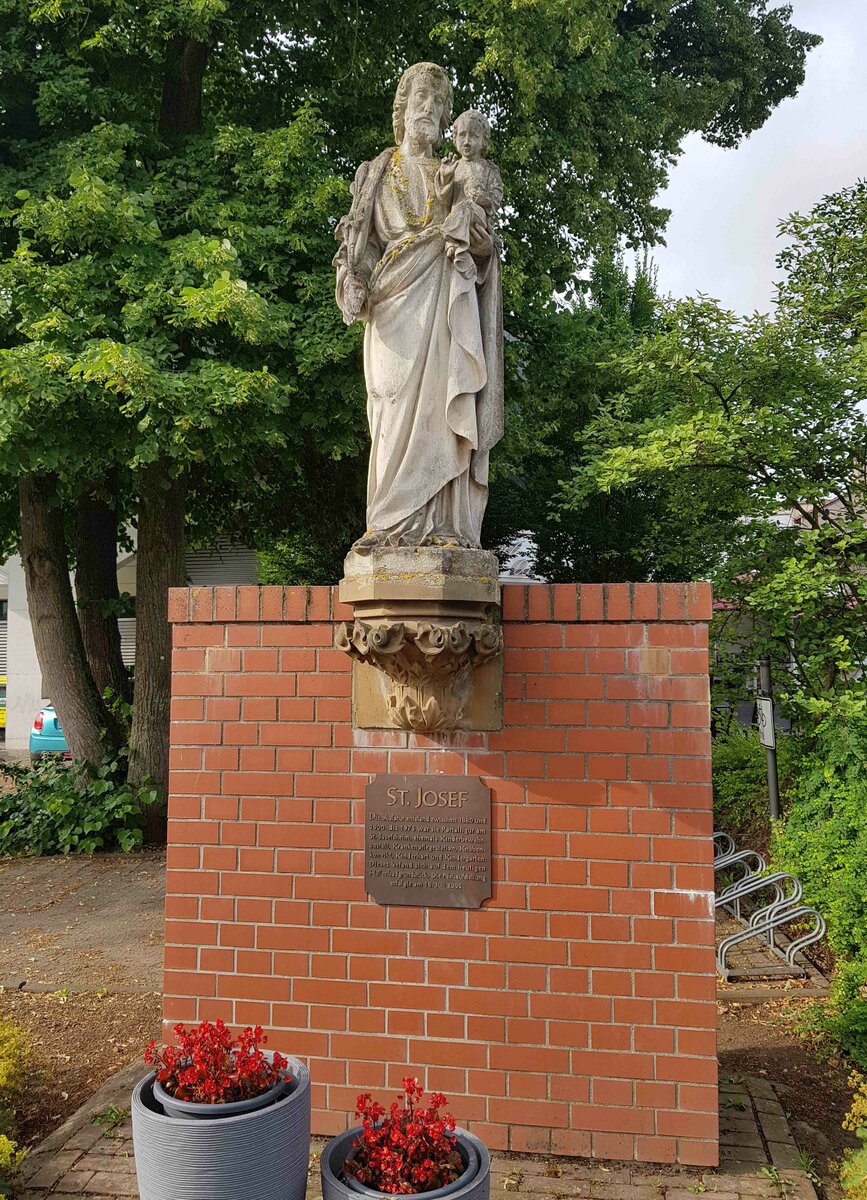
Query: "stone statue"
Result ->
[[333, 62, 504, 554], [334, 64, 505, 733]]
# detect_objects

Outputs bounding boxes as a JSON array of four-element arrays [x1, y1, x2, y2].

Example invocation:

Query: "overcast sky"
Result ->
[[652, 0, 867, 315]]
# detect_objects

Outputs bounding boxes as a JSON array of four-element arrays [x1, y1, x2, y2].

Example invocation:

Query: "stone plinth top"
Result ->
[[339, 545, 500, 609]]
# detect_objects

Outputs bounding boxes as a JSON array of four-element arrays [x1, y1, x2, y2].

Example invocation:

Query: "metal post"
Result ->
[[759, 656, 781, 821]]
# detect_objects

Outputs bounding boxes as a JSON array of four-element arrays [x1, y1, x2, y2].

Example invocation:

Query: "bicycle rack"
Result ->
[[748, 887, 805, 944], [716, 904, 826, 981], [715, 871, 802, 923], [713, 848, 766, 882], [713, 833, 825, 981], [713, 830, 736, 860]]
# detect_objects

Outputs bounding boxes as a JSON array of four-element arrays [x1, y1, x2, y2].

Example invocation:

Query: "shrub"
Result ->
[[828, 960, 867, 1071], [841, 1136, 867, 1197], [0, 1020, 28, 1199], [772, 711, 867, 1066], [257, 531, 347, 587], [0, 1025, 26, 1100], [842, 1071, 867, 1198], [0, 752, 147, 857], [772, 719, 867, 963], [0, 1134, 25, 1200], [712, 726, 796, 851]]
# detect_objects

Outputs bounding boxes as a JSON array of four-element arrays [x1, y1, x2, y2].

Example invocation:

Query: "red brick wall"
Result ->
[[164, 582, 717, 1166]]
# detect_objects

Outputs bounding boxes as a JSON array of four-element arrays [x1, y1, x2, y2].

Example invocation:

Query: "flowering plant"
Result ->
[[144, 1020, 288, 1105], [345, 1077, 463, 1195]]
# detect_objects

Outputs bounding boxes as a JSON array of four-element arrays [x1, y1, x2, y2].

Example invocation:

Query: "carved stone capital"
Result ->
[[336, 545, 503, 732], [335, 618, 503, 732]]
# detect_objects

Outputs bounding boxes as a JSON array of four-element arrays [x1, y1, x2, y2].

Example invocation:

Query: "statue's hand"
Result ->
[[343, 275, 368, 324], [438, 154, 458, 180]]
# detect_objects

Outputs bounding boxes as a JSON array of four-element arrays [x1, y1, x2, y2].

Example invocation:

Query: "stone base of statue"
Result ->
[[335, 546, 503, 733]]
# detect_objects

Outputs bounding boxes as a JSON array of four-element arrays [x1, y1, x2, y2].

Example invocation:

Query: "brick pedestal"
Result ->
[[164, 582, 717, 1166]]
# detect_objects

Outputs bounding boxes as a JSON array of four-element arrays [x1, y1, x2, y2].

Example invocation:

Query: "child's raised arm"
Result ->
[[435, 153, 458, 204]]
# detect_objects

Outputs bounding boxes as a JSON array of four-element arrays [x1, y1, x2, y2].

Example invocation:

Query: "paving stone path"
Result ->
[[16, 1064, 819, 1200], [715, 911, 828, 998]]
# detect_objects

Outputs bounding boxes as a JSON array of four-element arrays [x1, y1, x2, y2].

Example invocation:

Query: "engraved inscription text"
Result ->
[[365, 774, 492, 908]]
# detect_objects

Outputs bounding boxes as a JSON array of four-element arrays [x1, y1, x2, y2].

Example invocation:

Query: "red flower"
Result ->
[[144, 1021, 289, 1105], [344, 1077, 464, 1194]]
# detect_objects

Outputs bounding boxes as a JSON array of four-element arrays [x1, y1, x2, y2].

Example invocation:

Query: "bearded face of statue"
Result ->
[[403, 77, 446, 150]]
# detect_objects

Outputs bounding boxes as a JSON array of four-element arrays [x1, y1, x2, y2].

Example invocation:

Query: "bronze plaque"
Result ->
[[365, 775, 491, 909]]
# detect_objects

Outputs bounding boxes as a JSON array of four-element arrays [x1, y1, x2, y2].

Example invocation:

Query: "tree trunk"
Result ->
[[128, 463, 187, 843], [19, 474, 122, 765], [74, 476, 133, 708], [159, 36, 208, 135], [130, 36, 202, 838]]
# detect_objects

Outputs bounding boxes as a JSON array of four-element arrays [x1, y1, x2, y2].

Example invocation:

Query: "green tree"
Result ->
[[487, 254, 652, 578], [488, 255, 752, 583], [563, 181, 867, 715], [0, 0, 818, 832], [1, 113, 355, 821]]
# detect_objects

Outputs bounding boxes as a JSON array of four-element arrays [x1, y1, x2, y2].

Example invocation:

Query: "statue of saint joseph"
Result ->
[[334, 62, 503, 554]]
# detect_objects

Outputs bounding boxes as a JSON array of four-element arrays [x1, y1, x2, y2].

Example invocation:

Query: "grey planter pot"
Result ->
[[321, 1127, 490, 1200], [153, 1072, 287, 1120], [132, 1056, 310, 1200]]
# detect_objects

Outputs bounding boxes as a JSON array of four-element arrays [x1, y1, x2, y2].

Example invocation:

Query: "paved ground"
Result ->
[[1, 854, 840, 1198], [0, 852, 164, 994], [716, 911, 829, 999], [16, 1066, 819, 1200], [0, 745, 30, 766]]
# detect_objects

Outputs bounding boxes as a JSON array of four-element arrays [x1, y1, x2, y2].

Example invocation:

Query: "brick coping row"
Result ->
[[168, 582, 713, 627]]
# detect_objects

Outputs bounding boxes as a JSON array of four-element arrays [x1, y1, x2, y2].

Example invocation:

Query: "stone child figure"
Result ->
[[436, 108, 503, 279], [333, 63, 503, 552]]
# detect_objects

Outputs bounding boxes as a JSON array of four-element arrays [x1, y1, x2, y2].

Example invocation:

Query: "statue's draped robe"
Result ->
[[335, 148, 503, 548]]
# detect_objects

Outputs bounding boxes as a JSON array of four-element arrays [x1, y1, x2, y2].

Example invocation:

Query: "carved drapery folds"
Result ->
[[335, 618, 503, 732]]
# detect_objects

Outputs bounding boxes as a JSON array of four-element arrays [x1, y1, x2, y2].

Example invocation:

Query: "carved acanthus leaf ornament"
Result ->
[[335, 619, 503, 732]]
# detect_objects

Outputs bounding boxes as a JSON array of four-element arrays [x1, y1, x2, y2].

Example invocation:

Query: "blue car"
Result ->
[[30, 706, 69, 760]]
